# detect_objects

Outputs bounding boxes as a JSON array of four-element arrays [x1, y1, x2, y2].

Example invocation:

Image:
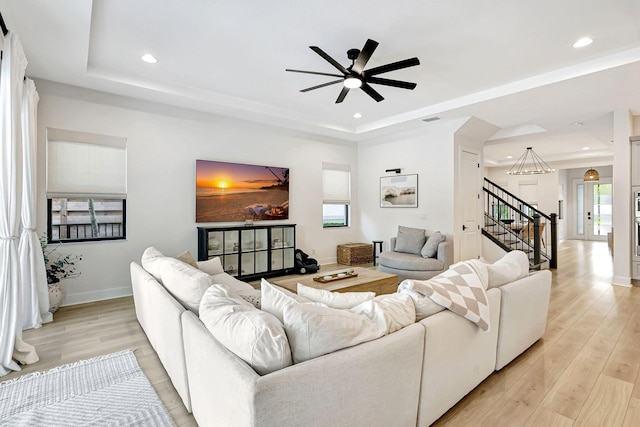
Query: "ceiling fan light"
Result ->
[[344, 77, 362, 89]]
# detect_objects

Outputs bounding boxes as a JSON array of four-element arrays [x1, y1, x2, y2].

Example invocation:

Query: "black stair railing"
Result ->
[[483, 178, 557, 269]]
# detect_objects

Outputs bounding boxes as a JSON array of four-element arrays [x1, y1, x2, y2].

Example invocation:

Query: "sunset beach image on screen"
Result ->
[[196, 160, 289, 223]]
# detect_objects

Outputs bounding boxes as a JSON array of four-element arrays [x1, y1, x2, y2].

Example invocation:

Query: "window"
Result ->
[[46, 128, 127, 243], [322, 163, 351, 228]]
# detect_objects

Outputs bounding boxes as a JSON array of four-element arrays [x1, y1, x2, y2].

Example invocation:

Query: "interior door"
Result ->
[[459, 149, 480, 260], [574, 178, 612, 241]]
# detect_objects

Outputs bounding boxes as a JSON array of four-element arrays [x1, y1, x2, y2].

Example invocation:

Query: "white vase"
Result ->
[[48, 283, 63, 313]]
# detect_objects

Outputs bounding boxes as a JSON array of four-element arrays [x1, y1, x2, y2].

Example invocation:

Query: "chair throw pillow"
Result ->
[[394, 226, 427, 255], [421, 231, 445, 258], [199, 285, 292, 375]]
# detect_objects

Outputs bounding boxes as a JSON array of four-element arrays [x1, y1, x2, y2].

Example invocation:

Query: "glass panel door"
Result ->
[[589, 181, 612, 240], [575, 178, 611, 241]]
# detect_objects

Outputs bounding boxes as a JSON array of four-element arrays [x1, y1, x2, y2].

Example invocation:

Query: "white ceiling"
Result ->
[[2, 0, 639, 165]]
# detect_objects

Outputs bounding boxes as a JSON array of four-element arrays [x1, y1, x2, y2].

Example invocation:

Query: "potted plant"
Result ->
[[39, 234, 82, 312]]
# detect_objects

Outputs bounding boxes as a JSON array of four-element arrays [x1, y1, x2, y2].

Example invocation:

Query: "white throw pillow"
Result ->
[[210, 272, 255, 293], [486, 251, 529, 288], [283, 303, 386, 363], [160, 258, 213, 314], [260, 279, 317, 323], [141, 246, 166, 281], [199, 285, 292, 375], [398, 281, 445, 321], [196, 257, 225, 275], [297, 283, 375, 309], [375, 293, 416, 333]]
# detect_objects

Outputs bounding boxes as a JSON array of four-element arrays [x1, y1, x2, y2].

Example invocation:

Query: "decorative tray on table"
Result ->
[[313, 270, 358, 283]]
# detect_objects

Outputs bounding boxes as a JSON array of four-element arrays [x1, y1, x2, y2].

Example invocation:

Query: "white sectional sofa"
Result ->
[[131, 248, 551, 427]]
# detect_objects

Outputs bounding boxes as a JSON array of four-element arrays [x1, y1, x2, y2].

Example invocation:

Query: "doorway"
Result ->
[[574, 178, 612, 241]]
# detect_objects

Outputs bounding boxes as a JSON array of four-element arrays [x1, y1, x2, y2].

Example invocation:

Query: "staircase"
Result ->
[[483, 178, 557, 269]]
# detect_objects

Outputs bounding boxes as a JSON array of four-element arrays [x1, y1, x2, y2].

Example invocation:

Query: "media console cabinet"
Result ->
[[197, 224, 296, 281]]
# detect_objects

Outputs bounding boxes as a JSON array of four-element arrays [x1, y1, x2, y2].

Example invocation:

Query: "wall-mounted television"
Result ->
[[196, 159, 289, 223]]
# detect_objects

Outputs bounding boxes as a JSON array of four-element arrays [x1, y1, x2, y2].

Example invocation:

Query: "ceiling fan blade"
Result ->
[[300, 79, 344, 92], [286, 69, 344, 78], [366, 76, 417, 90], [352, 39, 379, 74], [360, 83, 384, 102], [365, 57, 420, 76], [310, 46, 349, 74], [335, 86, 350, 103]]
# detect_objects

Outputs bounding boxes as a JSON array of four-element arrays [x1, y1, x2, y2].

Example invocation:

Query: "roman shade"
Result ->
[[46, 128, 127, 198], [322, 162, 351, 204]]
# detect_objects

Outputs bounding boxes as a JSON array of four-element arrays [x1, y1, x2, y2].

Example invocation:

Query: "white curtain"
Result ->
[[0, 32, 38, 377], [19, 78, 49, 328]]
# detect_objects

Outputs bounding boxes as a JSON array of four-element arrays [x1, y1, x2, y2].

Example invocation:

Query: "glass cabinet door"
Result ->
[[207, 231, 224, 258]]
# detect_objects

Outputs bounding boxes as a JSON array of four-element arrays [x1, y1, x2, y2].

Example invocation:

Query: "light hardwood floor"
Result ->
[[3, 240, 639, 426]]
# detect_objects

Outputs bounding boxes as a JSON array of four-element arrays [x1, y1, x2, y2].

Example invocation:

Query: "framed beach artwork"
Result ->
[[380, 174, 418, 208], [196, 160, 289, 223]]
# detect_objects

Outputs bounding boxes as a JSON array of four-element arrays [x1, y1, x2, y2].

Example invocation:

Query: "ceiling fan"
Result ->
[[286, 39, 420, 103]]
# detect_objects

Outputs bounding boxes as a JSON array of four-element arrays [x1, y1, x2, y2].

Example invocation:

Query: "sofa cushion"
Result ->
[[379, 250, 444, 272], [210, 271, 256, 293], [141, 246, 166, 281], [398, 280, 446, 321], [196, 257, 225, 275], [297, 283, 375, 309], [160, 258, 213, 314], [283, 303, 386, 363], [199, 285, 292, 375], [486, 251, 529, 288], [260, 279, 319, 323], [350, 293, 416, 334], [421, 231, 445, 258], [394, 226, 427, 255]]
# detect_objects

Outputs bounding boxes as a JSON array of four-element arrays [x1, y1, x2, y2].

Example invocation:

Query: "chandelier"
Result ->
[[583, 168, 600, 182], [506, 147, 555, 175]]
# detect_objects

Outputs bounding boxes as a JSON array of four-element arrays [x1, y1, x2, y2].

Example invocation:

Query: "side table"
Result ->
[[372, 240, 383, 266]]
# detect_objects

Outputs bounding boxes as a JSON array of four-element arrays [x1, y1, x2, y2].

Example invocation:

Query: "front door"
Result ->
[[574, 178, 612, 241]]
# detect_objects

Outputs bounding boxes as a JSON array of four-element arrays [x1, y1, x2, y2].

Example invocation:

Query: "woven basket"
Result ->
[[337, 243, 373, 265]]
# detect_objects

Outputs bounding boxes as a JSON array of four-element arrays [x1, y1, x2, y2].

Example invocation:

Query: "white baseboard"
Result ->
[[62, 285, 133, 307], [612, 276, 632, 287]]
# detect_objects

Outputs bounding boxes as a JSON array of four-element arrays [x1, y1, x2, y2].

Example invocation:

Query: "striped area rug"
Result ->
[[0, 349, 174, 426]]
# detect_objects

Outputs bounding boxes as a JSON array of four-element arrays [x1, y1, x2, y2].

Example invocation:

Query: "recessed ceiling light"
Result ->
[[572, 122, 584, 127], [141, 54, 158, 64], [582, 146, 590, 150], [506, 155, 513, 159], [353, 113, 362, 119], [573, 37, 593, 48]]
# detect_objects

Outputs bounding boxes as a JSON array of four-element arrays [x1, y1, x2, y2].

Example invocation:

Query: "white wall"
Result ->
[[357, 119, 466, 251], [36, 83, 359, 306]]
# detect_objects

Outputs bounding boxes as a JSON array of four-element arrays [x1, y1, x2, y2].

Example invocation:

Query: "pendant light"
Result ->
[[583, 168, 600, 182], [506, 147, 555, 175]]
